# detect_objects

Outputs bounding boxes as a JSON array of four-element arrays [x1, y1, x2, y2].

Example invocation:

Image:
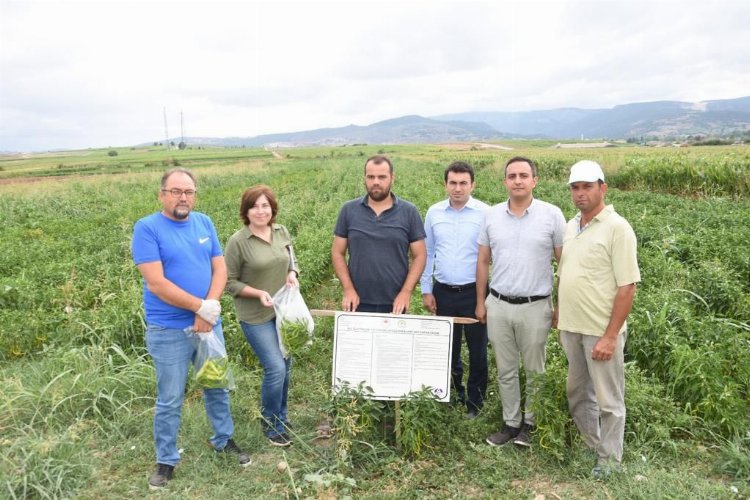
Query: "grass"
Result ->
[[1, 143, 749, 498]]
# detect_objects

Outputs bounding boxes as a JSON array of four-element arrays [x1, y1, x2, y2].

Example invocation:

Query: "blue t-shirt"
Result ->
[[132, 211, 223, 328], [333, 194, 426, 305]]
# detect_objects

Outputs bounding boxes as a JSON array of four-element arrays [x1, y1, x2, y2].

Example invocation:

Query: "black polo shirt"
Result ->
[[334, 194, 426, 305]]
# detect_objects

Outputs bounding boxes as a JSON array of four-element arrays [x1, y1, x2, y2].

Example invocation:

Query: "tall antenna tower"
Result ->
[[163, 107, 170, 150], [180, 109, 185, 147]]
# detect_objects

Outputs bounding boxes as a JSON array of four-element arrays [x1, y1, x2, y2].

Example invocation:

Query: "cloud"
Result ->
[[1, 0, 749, 151]]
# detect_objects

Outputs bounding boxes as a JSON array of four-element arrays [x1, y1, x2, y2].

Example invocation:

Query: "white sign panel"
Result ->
[[332, 312, 453, 401]]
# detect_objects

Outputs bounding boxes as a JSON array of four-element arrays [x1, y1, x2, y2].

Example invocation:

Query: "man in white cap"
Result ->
[[557, 160, 641, 478]]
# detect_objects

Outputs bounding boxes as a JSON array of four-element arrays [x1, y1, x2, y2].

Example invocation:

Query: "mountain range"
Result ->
[[177, 96, 750, 148]]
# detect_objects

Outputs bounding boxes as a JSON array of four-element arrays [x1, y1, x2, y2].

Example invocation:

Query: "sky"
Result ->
[[1, 0, 749, 152]]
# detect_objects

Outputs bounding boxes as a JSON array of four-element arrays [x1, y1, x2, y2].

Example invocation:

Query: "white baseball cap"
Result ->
[[568, 160, 605, 184]]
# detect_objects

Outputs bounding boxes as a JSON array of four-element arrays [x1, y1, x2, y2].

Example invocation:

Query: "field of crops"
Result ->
[[1, 144, 748, 498]]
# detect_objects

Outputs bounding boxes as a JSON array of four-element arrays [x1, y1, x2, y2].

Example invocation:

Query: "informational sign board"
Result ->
[[331, 312, 453, 401]]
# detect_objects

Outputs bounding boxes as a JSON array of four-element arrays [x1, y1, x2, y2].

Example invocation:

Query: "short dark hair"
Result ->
[[504, 156, 537, 177], [239, 185, 278, 226], [364, 155, 393, 174], [444, 161, 475, 183], [161, 167, 196, 188]]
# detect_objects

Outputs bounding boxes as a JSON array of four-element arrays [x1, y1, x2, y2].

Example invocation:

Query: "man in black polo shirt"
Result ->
[[332, 155, 427, 314]]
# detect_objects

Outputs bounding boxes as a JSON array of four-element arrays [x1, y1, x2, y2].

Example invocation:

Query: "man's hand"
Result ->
[[551, 307, 559, 329], [342, 288, 360, 312], [196, 299, 221, 325], [475, 303, 487, 324], [591, 335, 617, 361], [193, 315, 213, 333], [392, 291, 411, 315], [422, 293, 437, 314]]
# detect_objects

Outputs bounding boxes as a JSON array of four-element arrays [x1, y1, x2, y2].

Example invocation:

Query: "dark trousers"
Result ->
[[433, 285, 488, 410], [356, 303, 394, 313]]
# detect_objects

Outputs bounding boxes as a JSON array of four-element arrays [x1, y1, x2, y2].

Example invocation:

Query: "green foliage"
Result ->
[[2, 427, 92, 499], [527, 344, 577, 461], [623, 363, 694, 447], [397, 387, 451, 458], [322, 381, 386, 468], [715, 431, 750, 480], [608, 150, 750, 197], [2, 144, 750, 497], [302, 472, 357, 497], [0, 344, 153, 497], [107, 150, 118, 157]]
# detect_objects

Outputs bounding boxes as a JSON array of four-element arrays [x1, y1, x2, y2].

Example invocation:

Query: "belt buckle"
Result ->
[[508, 295, 529, 304]]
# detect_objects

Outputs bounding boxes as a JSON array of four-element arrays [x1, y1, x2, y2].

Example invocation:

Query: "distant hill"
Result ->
[[170, 96, 750, 148], [182, 115, 505, 148], [435, 96, 750, 140]]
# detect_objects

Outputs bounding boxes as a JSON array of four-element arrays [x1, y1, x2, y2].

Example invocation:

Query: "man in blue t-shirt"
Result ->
[[132, 168, 250, 490], [332, 155, 427, 313]]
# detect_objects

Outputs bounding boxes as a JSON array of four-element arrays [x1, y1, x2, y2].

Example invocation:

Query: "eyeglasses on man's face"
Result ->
[[161, 188, 197, 198]]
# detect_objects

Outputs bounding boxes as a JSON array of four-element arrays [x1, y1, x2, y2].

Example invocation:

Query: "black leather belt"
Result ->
[[490, 288, 549, 304], [435, 281, 476, 293]]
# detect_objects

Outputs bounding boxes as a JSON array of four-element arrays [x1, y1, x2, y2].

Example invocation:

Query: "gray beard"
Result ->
[[172, 207, 190, 220]]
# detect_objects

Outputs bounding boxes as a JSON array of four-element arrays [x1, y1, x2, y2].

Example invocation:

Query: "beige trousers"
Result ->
[[560, 330, 627, 465], [486, 296, 552, 427]]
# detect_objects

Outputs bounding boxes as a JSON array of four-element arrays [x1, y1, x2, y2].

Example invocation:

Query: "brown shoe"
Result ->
[[513, 423, 535, 448], [485, 424, 520, 447]]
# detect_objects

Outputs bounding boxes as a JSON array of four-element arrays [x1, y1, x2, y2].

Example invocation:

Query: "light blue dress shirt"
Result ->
[[420, 196, 490, 294]]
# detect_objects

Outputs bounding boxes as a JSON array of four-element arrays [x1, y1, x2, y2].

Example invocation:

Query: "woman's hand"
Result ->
[[286, 271, 299, 288], [259, 290, 274, 308]]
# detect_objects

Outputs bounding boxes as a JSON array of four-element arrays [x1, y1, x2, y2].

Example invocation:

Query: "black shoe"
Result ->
[[485, 424, 520, 446], [268, 433, 293, 447], [148, 463, 174, 490], [218, 438, 252, 467], [513, 423, 534, 447]]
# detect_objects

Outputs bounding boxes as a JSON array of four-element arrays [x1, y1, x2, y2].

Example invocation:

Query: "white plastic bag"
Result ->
[[191, 328, 236, 390], [272, 285, 314, 358]]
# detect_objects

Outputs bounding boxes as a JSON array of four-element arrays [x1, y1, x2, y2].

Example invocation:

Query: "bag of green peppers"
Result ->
[[192, 328, 236, 390], [272, 285, 314, 358]]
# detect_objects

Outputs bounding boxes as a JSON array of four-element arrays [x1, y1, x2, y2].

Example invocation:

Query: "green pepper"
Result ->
[[196, 357, 230, 388], [280, 320, 311, 356]]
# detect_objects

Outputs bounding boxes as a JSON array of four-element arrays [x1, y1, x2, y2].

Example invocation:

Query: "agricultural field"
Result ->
[[1, 144, 749, 499]]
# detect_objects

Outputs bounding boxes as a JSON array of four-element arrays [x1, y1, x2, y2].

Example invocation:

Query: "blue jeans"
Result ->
[[240, 319, 291, 438], [145, 323, 234, 466]]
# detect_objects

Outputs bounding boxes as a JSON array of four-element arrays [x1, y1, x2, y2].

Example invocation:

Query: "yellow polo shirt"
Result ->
[[558, 205, 640, 337]]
